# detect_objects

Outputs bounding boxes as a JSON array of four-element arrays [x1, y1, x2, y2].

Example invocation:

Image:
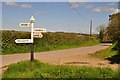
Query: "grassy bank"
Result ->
[[92, 43, 120, 64], [2, 60, 118, 78], [2, 30, 100, 54], [92, 44, 117, 59]]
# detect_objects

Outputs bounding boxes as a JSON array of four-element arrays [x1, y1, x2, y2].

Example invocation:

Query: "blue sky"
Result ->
[[2, 2, 119, 34]]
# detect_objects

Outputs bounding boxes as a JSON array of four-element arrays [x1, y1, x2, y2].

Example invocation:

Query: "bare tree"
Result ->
[[97, 24, 106, 42]]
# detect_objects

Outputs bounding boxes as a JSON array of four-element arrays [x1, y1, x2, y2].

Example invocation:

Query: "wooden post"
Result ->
[[30, 43, 34, 61], [90, 20, 92, 37], [30, 16, 35, 61]]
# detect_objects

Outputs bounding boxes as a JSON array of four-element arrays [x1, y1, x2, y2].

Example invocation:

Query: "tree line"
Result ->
[[98, 12, 120, 53]]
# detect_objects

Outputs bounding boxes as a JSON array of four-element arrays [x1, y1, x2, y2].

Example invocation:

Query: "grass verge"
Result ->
[[2, 60, 118, 78], [92, 43, 120, 64], [91, 44, 117, 59]]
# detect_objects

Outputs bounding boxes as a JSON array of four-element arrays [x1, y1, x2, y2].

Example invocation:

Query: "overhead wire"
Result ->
[[67, 1, 90, 22], [66, 1, 92, 34]]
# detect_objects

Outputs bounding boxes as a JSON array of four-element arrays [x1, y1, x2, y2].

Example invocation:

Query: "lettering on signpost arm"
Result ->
[[33, 28, 46, 38], [19, 23, 30, 27], [33, 31, 43, 38], [15, 39, 33, 43], [34, 28, 46, 33]]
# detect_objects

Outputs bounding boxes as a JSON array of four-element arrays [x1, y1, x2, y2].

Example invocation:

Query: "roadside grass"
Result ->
[[92, 44, 117, 59], [92, 43, 120, 64], [2, 60, 118, 78], [2, 30, 100, 54]]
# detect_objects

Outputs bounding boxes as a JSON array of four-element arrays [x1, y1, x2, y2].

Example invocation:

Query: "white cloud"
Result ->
[[107, 3, 116, 6], [68, 0, 86, 2], [69, 2, 91, 9], [70, 2, 80, 8], [68, 2, 117, 14], [112, 9, 120, 14], [86, 4, 94, 9], [93, 5, 119, 14], [94, 8, 101, 12], [93, 6, 115, 13], [4, 2, 32, 8], [5, 2, 18, 7], [20, 4, 32, 8], [34, 11, 47, 15]]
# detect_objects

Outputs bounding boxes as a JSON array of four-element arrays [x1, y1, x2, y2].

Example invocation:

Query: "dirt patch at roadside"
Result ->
[[43, 52, 118, 71], [57, 53, 118, 70]]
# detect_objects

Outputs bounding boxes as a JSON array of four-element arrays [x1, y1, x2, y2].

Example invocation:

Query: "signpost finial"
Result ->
[[30, 16, 35, 23]]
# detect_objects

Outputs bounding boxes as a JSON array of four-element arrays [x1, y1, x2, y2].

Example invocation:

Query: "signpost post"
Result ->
[[15, 16, 46, 61], [29, 16, 35, 61]]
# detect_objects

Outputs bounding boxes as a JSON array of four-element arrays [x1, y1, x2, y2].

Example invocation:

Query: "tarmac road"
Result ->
[[2, 43, 112, 67]]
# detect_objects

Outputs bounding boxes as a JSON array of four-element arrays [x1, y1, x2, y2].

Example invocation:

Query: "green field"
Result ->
[[2, 60, 118, 78], [1, 30, 100, 54]]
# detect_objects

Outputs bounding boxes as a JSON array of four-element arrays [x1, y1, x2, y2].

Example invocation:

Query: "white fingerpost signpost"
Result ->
[[15, 16, 46, 61]]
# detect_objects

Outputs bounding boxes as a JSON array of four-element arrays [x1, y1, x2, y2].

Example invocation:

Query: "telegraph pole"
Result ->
[[90, 20, 92, 37]]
